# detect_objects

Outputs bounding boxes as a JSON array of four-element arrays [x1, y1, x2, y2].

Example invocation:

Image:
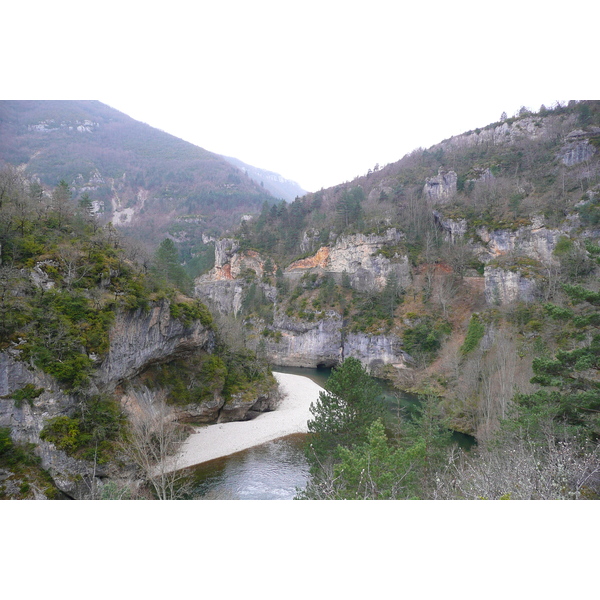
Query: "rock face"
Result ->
[[0, 298, 277, 498], [195, 229, 413, 372], [194, 279, 245, 317], [424, 169, 457, 203], [559, 130, 599, 166], [195, 237, 274, 317], [286, 229, 411, 293], [484, 266, 538, 305], [473, 216, 569, 265], [30, 261, 57, 290], [470, 216, 568, 305], [95, 301, 215, 389], [263, 310, 410, 373], [433, 211, 468, 243], [343, 333, 410, 372], [266, 311, 345, 368], [216, 382, 280, 423], [299, 228, 322, 254], [432, 114, 578, 153], [0, 352, 109, 499]]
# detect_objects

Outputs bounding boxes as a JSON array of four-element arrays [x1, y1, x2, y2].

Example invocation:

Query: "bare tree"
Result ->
[[123, 396, 191, 500], [433, 271, 461, 318], [433, 428, 600, 500], [476, 328, 525, 440], [56, 243, 91, 289], [445, 241, 475, 279]]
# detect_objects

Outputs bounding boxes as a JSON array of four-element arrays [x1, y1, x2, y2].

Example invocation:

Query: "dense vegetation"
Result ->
[[0, 172, 159, 388], [4, 100, 600, 499], [218, 101, 600, 499], [0, 100, 277, 279], [301, 347, 600, 499], [0, 167, 272, 498]]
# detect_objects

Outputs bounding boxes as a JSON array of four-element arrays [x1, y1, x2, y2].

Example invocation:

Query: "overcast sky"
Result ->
[[4, 1, 597, 192]]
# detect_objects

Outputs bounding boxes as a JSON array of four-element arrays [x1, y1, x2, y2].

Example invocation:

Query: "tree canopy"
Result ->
[[307, 357, 385, 458]]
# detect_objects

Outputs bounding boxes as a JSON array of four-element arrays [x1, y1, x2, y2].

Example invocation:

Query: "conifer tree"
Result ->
[[153, 238, 191, 293], [307, 357, 384, 458], [515, 284, 600, 437]]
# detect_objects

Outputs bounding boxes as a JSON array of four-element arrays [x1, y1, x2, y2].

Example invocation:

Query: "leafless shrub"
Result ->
[[121, 396, 191, 500], [432, 429, 600, 500]]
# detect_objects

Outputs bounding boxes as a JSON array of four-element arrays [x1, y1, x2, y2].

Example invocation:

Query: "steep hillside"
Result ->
[[0, 169, 277, 499], [0, 100, 276, 272], [194, 100, 600, 441], [222, 155, 308, 202]]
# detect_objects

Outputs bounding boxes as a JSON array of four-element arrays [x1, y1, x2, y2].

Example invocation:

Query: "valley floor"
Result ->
[[170, 372, 324, 471]]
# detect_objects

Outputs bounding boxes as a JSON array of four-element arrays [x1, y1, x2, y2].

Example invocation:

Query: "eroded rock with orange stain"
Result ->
[[287, 246, 330, 270]]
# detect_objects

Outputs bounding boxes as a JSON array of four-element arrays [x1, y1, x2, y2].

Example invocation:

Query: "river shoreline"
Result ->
[[169, 372, 325, 471]]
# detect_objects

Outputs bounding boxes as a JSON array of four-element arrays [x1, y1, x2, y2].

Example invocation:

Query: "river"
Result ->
[[185, 366, 474, 500], [186, 367, 326, 500]]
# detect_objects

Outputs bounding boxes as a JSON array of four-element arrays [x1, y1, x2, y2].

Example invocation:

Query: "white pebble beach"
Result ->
[[170, 372, 325, 471]]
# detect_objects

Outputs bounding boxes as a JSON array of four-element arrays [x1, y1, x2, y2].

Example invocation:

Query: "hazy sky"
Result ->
[[5, 1, 597, 192]]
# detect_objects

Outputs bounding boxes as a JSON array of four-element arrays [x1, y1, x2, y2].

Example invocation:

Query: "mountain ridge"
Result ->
[[221, 154, 308, 202], [0, 100, 279, 265]]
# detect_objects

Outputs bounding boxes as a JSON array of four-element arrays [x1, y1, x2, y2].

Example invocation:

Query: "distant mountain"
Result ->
[[0, 100, 275, 253], [222, 155, 308, 202]]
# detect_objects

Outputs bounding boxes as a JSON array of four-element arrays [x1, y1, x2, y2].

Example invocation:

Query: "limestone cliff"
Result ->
[[484, 265, 538, 305], [431, 113, 579, 154], [287, 229, 411, 293], [475, 216, 568, 263], [0, 352, 100, 499], [262, 310, 410, 373], [0, 298, 278, 498], [558, 129, 599, 166], [266, 311, 344, 368], [195, 229, 413, 372], [424, 169, 458, 203], [95, 301, 215, 389]]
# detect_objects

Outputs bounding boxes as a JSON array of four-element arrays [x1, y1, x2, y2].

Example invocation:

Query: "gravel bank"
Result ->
[[170, 372, 324, 471]]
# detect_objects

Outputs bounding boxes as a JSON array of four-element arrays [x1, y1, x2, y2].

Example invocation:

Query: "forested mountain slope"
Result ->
[[0, 100, 277, 276], [195, 101, 600, 445], [3, 99, 600, 500], [222, 155, 308, 202], [0, 169, 276, 499]]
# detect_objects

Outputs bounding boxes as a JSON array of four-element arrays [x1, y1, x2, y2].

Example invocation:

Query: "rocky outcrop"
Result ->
[[95, 301, 215, 389], [0, 353, 109, 499], [286, 229, 411, 293], [266, 311, 344, 368], [424, 169, 457, 203], [287, 247, 331, 271], [217, 379, 280, 423], [30, 261, 57, 291], [343, 333, 411, 373], [484, 266, 538, 305], [559, 129, 599, 166], [299, 228, 322, 254], [261, 310, 410, 373], [194, 279, 245, 317], [433, 211, 468, 243], [119, 377, 279, 427], [211, 237, 240, 278], [433, 114, 578, 153], [475, 216, 566, 264], [194, 229, 415, 372], [0, 300, 221, 498], [195, 237, 276, 316]]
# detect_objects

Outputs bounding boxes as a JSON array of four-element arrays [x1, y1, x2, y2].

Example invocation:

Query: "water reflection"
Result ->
[[188, 434, 310, 500], [272, 365, 332, 388]]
